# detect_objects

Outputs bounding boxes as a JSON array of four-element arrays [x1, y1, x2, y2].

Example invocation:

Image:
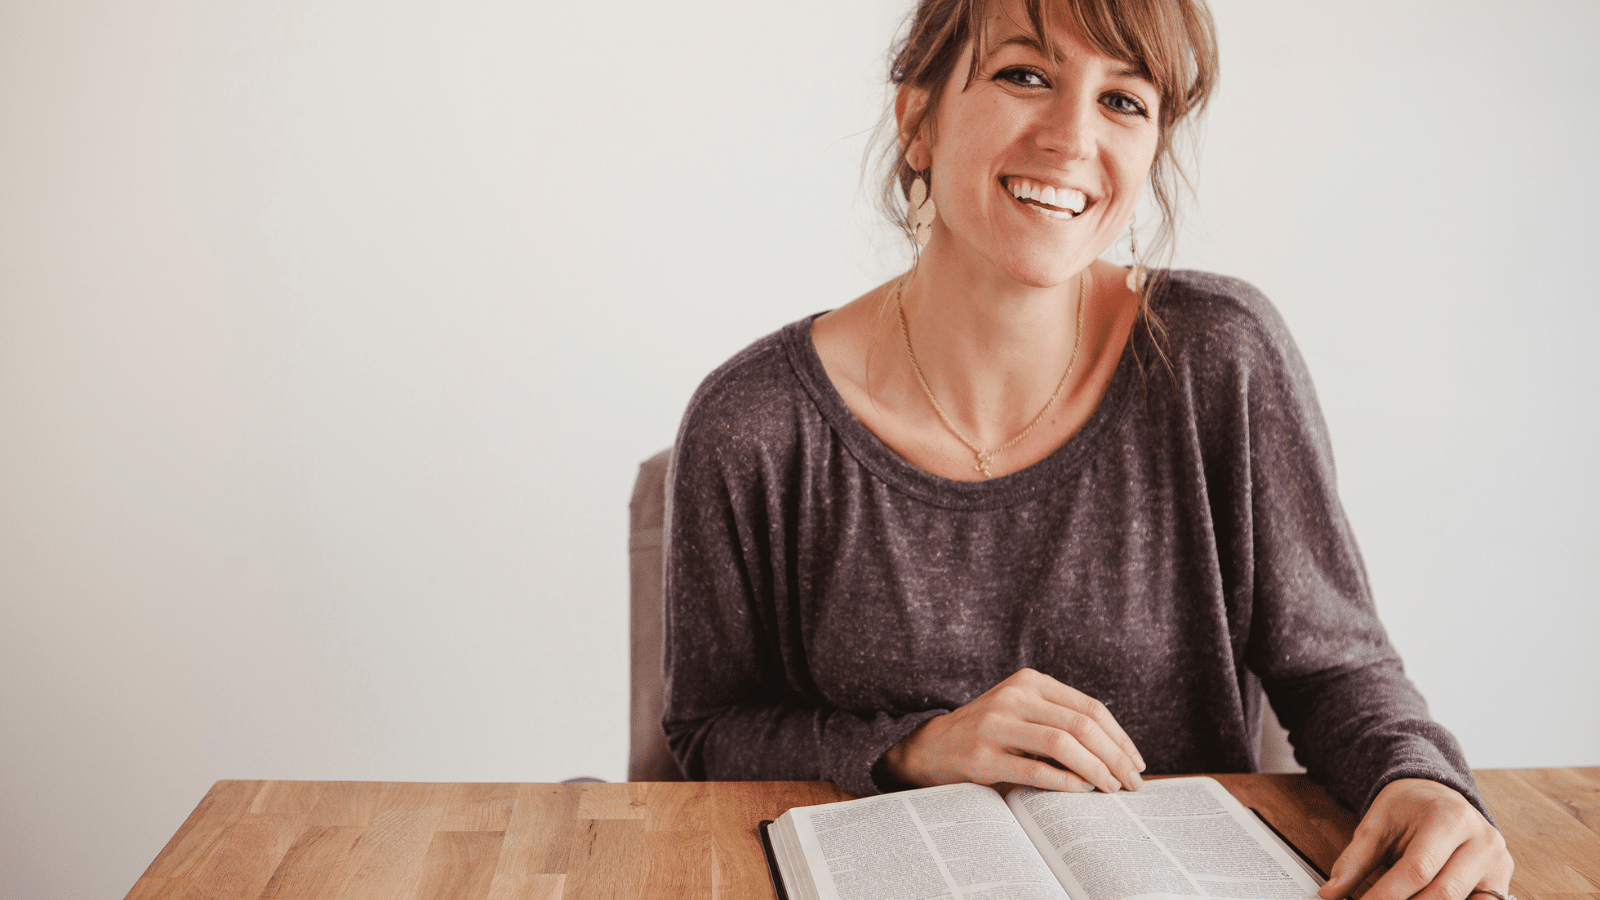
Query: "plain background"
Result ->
[[3, 1, 1597, 897]]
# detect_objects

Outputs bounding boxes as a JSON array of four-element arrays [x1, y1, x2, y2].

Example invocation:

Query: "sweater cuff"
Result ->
[[829, 708, 947, 797], [1366, 766, 1496, 829]]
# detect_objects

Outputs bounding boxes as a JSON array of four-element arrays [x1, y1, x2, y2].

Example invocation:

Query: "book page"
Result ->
[[784, 782, 1071, 900], [1006, 778, 1323, 900]]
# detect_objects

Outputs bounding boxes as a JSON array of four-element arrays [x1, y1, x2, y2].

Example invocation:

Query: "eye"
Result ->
[[996, 65, 1049, 89], [1101, 91, 1150, 119]]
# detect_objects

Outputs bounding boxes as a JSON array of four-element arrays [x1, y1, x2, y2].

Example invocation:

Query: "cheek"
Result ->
[[1109, 139, 1160, 200], [929, 149, 1007, 234]]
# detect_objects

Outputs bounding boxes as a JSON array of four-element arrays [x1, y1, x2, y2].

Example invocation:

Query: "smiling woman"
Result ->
[[900, 21, 1156, 298], [884, 0, 1213, 292], [662, 2, 1513, 900]]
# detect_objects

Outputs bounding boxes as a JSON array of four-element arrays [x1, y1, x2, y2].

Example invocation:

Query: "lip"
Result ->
[[1002, 175, 1091, 220]]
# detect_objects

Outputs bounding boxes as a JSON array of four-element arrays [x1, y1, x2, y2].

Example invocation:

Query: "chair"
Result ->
[[1258, 699, 1303, 774], [625, 449, 1302, 782], [629, 449, 684, 781]]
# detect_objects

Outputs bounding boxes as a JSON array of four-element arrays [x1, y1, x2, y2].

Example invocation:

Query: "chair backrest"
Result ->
[[1258, 698, 1303, 774], [626, 447, 1301, 780], [628, 448, 683, 781]]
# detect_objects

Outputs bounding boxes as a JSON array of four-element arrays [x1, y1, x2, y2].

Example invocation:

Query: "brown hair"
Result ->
[[880, 0, 1218, 315]]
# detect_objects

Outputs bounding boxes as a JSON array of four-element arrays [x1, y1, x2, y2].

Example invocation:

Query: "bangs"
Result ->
[[883, 0, 1219, 311], [962, 0, 1215, 126]]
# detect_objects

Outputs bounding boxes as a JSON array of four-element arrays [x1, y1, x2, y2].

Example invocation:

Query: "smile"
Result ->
[[1004, 177, 1087, 220]]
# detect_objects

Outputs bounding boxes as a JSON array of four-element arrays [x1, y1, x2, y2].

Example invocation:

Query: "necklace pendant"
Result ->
[[895, 267, 1089, 487], [974, 451, 995, 479]]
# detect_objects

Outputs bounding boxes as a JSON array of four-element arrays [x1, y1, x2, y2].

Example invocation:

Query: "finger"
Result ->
[[993, 750, 1099, 794], [1411, 827, 1514, 900], [1362, 833, 1490, 900], [1462, 825, 1515, 897], [986, 671, 1142, 789], [1009, 720, 1125, 794], [1028, 676, 1147, 772], [1015, 696, 1143, 791], [1319, 821, 1389, 900]]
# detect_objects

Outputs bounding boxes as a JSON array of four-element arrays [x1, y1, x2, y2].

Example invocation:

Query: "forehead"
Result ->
[[985, 0, 1054, 44], [975, 0, 1147, 76]]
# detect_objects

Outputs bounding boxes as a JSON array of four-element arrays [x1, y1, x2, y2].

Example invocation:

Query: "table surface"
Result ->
[[125, 768, 1600, 900]]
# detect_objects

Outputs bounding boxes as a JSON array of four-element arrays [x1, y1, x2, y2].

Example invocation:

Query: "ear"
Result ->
[[894, 83, 932, 172]]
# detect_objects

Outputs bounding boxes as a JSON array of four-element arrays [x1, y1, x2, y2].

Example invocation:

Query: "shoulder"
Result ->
[[1149, 270, 1315, 392], [1155, 271, 1296, 360], [1149, 272, 1336, 465], [673, 316, 820, 470]]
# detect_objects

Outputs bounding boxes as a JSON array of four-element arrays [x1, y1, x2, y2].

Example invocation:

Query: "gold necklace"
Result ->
[[894, 268, 1089, 479]]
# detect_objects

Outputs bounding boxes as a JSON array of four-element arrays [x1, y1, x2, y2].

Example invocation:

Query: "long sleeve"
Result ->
[[658, 273, 1485, 817], [660, 336, 942, 797], [1178, 277, 1488, 819]]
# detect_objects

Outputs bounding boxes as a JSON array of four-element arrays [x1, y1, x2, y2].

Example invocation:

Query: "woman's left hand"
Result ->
[[1318, 778, 1513, 900]]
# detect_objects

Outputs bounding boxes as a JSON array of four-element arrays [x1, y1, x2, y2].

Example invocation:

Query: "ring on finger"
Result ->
[[1470, 889, 1516, 900]]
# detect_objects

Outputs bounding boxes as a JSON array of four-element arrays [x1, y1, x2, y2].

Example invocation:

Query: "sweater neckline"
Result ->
[[782, 309, 1143, 509]]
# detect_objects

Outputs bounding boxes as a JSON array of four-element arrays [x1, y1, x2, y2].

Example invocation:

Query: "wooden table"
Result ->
[[125, 769, 1600, 900]]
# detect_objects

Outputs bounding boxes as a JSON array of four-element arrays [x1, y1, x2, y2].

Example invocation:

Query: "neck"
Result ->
[[891, 251, 1098, 450]]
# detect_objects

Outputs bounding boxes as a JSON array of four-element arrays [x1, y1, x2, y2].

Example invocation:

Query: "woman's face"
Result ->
[[904, 1, 1161, 289]]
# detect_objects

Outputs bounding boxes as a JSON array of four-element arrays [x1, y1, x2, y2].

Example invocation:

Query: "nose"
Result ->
[[1034, 93, 1097, 160]]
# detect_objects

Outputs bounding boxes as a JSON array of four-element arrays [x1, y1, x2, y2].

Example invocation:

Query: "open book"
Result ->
[[761, 776, 1326, 900]]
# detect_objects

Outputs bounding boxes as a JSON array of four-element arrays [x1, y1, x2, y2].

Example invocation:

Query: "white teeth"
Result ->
[[1006, 177, 1087, 216]]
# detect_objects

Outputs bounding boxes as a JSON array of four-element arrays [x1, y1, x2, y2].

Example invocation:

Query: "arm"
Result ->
[[659, 353, 944, 796], [880, 667, 1146, 795], [1222, 290, 1483, 814], [1319, 778, 1512, 900], [1199, 282, 1509, 898]]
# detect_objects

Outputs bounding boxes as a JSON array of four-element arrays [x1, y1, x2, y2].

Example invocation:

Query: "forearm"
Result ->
[[1264, 660, 1488, 821], [664, 694, 943, 796]]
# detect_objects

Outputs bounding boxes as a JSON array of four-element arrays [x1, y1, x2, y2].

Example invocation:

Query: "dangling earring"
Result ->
[[909, 173, 937, 248], [1125, 215, 1148, 294]]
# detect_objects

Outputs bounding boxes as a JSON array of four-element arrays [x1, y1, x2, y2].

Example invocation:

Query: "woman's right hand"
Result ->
[[881, 668, 1146, 794]]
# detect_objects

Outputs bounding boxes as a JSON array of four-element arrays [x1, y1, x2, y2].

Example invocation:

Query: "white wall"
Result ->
[[1, 2, 1595, 898]]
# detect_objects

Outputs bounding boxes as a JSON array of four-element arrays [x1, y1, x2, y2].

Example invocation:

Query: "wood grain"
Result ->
[[410, 830, 505, 900], [121, 770, 1600, 900], [562, 818, 645, 900], [181, 812, 301, 900], [1479, 768, 1600, 898], [258, 826, 366, 898], [335, 782, 453, 900], [440, 783, 517, 832], [141, 780, 263, 884]]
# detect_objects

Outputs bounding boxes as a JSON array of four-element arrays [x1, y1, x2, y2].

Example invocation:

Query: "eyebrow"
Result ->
[[987, 33, 1049, 58], [985, 33, 1149, 80]]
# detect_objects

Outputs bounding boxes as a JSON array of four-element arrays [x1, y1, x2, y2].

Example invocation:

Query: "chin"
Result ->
[[997, 251, 1095, 290]]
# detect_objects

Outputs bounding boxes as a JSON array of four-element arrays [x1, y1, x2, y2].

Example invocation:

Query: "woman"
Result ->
[[662, 1, 1513, 898]]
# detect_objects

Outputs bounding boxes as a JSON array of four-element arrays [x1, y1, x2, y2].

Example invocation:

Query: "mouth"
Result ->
[[1004, 176, 1088, 220]]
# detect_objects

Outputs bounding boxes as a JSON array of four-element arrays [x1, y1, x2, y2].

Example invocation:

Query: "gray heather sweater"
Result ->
[[662, 271, 1484, 817]]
